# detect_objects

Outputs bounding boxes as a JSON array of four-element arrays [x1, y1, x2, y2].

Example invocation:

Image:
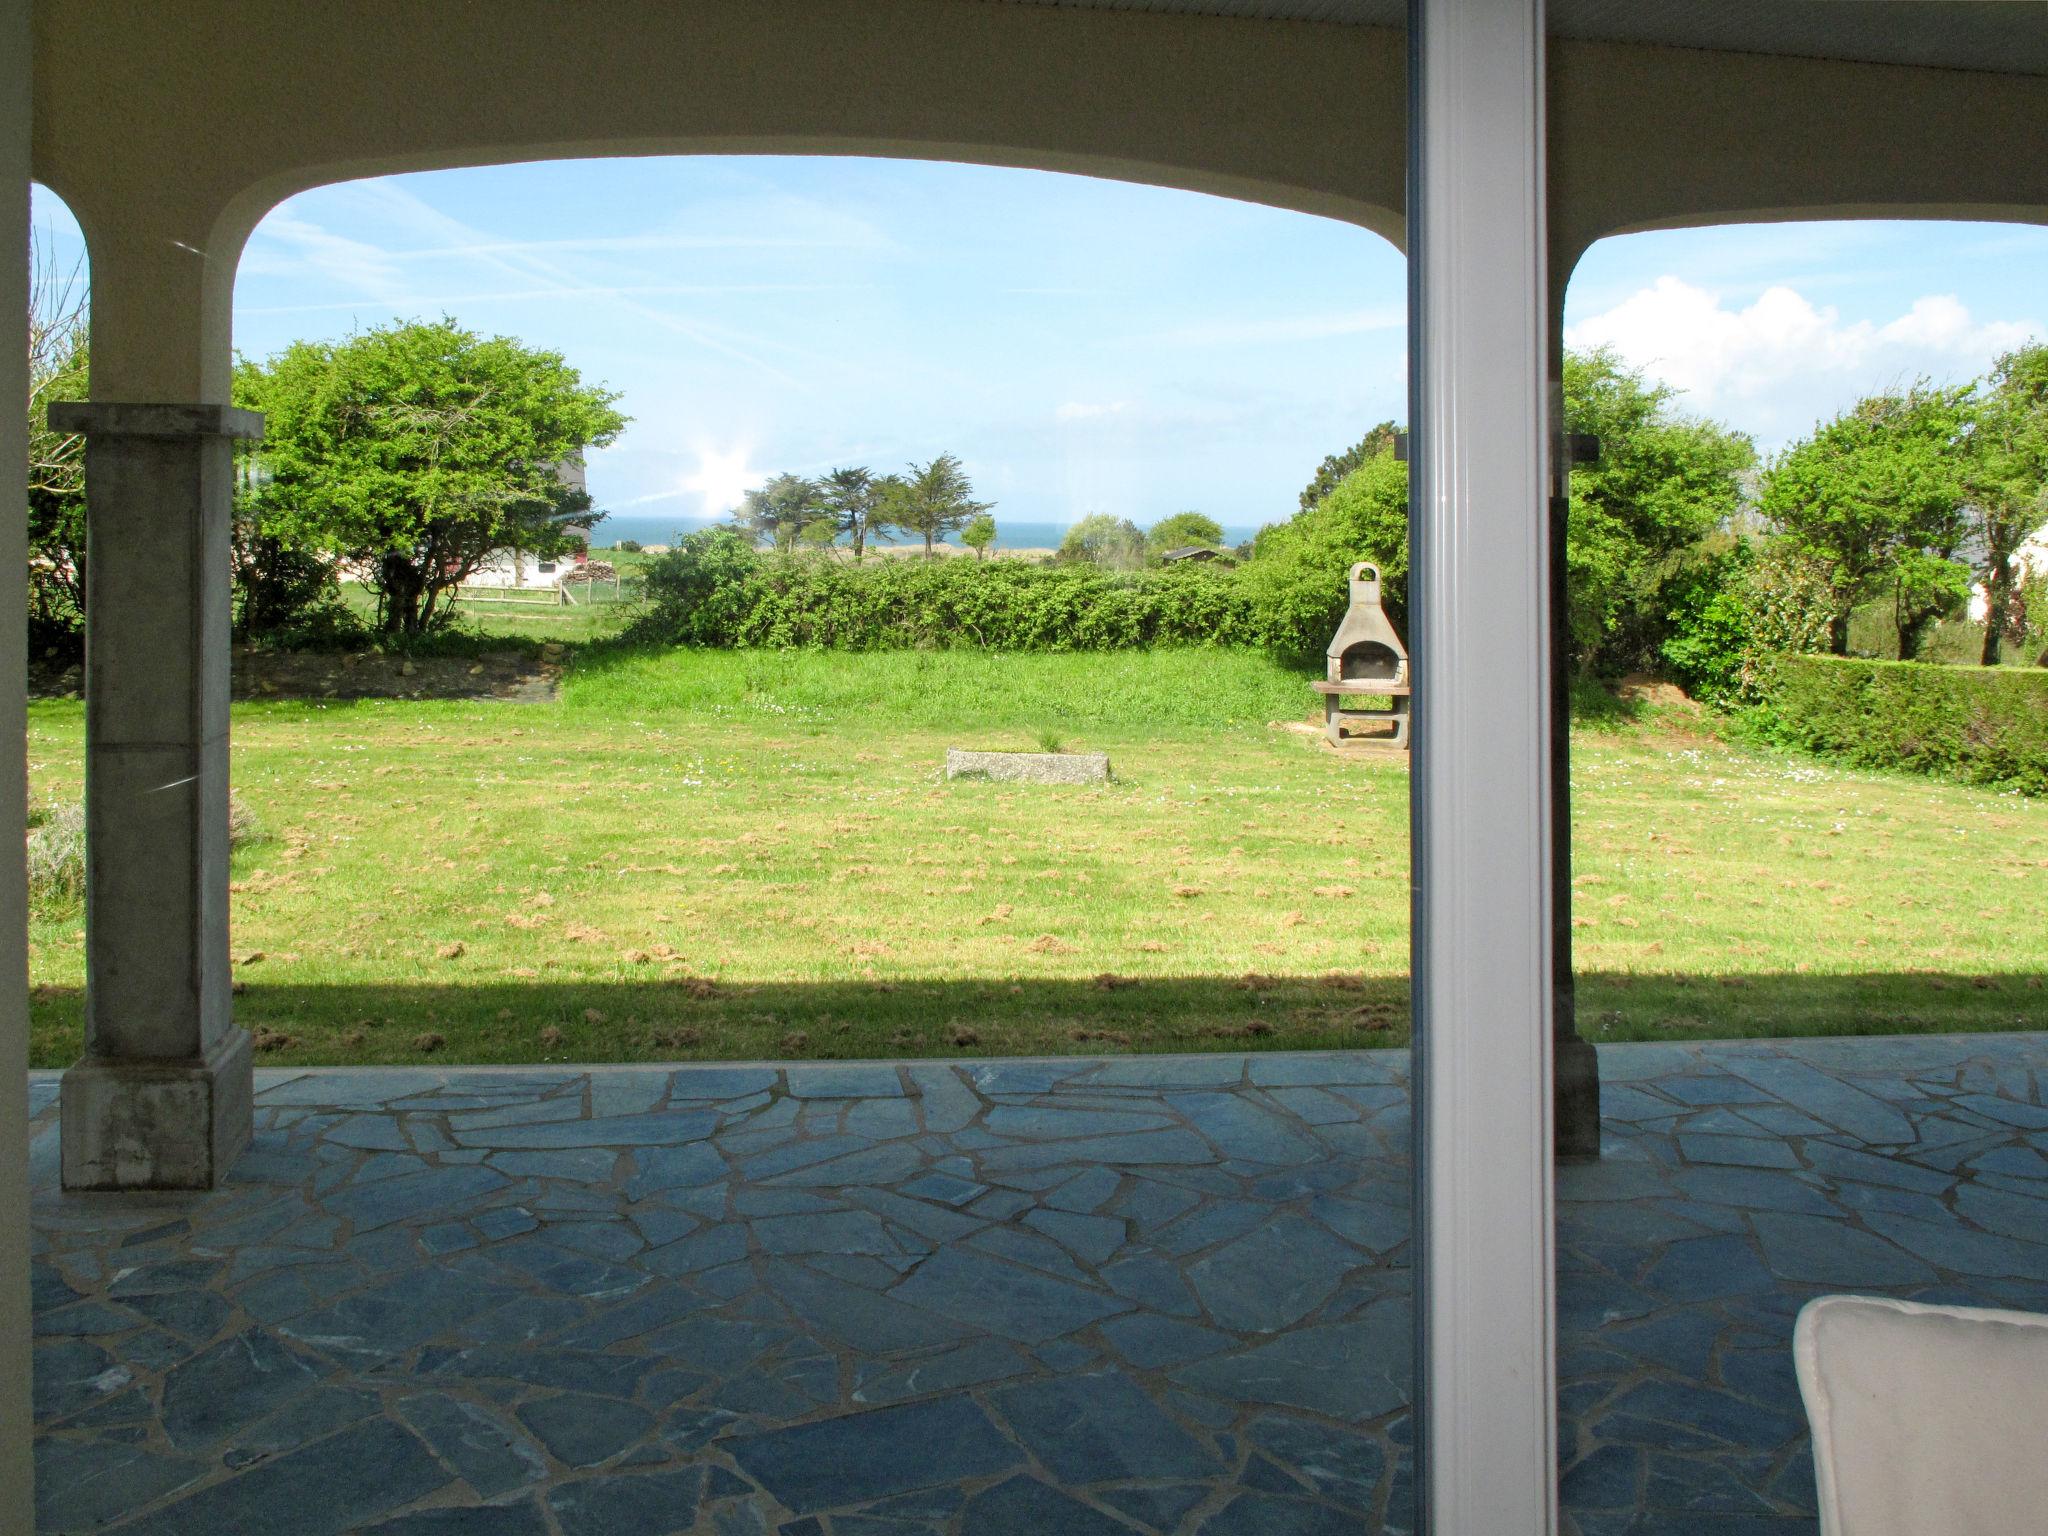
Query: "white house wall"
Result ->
[[1968, 522, 2048, 624]]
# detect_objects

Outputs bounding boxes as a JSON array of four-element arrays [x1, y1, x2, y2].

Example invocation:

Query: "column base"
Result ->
[[60, 1028, 253, 1190], [1554, 1031, 1602, 1163]]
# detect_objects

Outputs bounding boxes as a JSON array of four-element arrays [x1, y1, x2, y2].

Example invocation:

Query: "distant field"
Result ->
[[24, 648, 2047, 1067], [333, 547, 655, 648], [1846, 600, 2043, 667]]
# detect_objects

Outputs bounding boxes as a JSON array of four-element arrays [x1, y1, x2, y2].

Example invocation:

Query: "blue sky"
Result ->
[[31, 156, 2048, 533]]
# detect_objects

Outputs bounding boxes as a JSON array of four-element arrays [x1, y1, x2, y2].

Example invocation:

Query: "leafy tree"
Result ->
[[738, 473, 828, 552], [960, 512, 998, 559], [795, 514, 841, 553], [1058, 513, 1147, 570], [1761, 383, 1972, 657], [886, 452, 990, 556], [1240, 451, 1409, 660], [1297, 421, 1400, 512], [1249, 351, 1749, 674], [1967, 343, 2048, 665], [26, 234, 89, 648], [1146, 511, 1225, 557], [820, 465, 893, 559], [246, 318, 625, 635], [1562, 348, 1754, 670], [227, 364, 351, 640]]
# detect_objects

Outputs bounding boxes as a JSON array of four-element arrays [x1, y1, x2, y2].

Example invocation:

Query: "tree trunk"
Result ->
[[923, 531, 935, 558], [1983, 568, 2011, 667], [853, 523, 865, 561], [1897, 615, 1928, 661], [1828, 610, 1851, 656], [1981, 526, 2018, 667], [380, 554, 425, 635]]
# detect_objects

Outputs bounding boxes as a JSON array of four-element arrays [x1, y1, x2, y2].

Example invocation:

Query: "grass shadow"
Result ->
[[26, 971, 2047, 1069]]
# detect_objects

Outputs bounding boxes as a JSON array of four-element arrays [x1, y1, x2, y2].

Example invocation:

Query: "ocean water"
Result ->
[[589, 514, 1267, 552]]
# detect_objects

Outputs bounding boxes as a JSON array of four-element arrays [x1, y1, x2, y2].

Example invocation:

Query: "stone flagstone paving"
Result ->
[[25, 1033, 2048, 1534]]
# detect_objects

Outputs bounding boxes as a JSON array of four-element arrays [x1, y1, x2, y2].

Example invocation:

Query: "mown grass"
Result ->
[[560, 646, 1319, 730], [24, 649, 2047, 1067]]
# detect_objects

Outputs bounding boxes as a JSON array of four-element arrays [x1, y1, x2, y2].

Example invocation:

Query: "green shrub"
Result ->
[[1657, 538, 1839, 704], [628, 529, 1259, 650], [627, 529, 773, 645], [1658, 546, 1754, 703], [1237, 452, 1409, 662], [26, 802, 85, 909], [1755, 654, 2048, 794]]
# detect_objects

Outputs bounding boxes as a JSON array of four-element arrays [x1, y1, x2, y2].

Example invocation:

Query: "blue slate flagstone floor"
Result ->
[[25, 1032, 2048, 1535]]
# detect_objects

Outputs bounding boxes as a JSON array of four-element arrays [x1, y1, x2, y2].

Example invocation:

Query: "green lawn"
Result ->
[[25, 649, 2047, 1067]]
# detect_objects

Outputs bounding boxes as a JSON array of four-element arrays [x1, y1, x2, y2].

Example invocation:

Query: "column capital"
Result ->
[[49, 401, 263, 442]]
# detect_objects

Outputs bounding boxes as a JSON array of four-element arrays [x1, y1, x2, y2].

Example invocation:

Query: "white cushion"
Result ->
[[1795, 1294, 2048, 1536]]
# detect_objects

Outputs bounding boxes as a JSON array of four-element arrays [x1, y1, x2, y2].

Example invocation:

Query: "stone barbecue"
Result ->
[[1312, 562, 1411, 749]]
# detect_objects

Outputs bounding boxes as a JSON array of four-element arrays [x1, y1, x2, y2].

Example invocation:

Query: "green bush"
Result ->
[[26, 802, 86, 910], [628, 529, 1259, 650], [1657, 546, 1754, 703], [1755, 653, 2048, 794], [1236, 452, 1409, 662], [1656, 538, 1840, 704]]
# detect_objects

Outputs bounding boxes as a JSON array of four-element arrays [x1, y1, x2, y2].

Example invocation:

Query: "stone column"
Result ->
[[2, 0, 35, 1517], [54, 401, 262, 1190]]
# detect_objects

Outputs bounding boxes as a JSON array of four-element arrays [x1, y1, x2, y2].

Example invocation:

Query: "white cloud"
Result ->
[[1565, 276, 2041, 446]]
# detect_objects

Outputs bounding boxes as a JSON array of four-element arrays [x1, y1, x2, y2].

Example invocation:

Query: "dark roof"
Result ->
[[983, 1, 2048, 79]]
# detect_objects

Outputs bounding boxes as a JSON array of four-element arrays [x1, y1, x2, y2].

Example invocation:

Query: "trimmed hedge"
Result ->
[[1757, 653, 2048, 794], [628, 531, 1263, 651]]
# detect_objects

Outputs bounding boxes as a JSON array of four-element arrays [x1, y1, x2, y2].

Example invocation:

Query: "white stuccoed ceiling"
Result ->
[[982, 0, 2048, 77]]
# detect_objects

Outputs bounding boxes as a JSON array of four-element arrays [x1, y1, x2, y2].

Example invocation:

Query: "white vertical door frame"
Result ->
[[1407, 0, 1558, 1532], [2, 0, 36, 1524]]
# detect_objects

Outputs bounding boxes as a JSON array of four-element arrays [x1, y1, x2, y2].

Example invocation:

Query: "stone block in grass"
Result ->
[[944, 748, 1110, 784]]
